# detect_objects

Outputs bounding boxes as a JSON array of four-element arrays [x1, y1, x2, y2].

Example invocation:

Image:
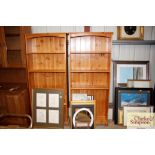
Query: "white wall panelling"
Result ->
[[134, 45, 151, 61], [60, 26, 76, 32], [32, 26, 84, 33], [112, 45, 120, 60], [150, 45, 155, 86], [91, 26, 117, 40], [144, 26, 155, 40], [31, 26, 47, 33], [46, 26, 61, 32]]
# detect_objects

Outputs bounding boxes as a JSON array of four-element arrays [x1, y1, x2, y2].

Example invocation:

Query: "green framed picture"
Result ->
[[32, 88, 64, 128]]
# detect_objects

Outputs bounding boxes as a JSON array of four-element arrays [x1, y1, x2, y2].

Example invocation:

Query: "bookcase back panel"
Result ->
[[70, 54, 110, 71], [7, 51, 22, 66], [71, 89, 109, 123], [29, 72, 65, 88], [71, 73, 110, 88], [27, 54, 66, 71], [70, 36, 111, 52], [5, 36, 21, 50], [0, 68, 27, 84], [29, 72, 67, 103], [26, 37, 66, 53], [4, 26, 20, 35]]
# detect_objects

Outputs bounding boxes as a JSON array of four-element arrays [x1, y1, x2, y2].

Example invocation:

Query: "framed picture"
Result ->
[[32, 88, 64, 128], [127, 80, 151, 88], [114, 87, 153, 124], [72, 93, 88, 101], [123, 106, 154, 126], [70, 100, 96, 129], [113, 61, 149, 87], [117, 26, 144, 40]]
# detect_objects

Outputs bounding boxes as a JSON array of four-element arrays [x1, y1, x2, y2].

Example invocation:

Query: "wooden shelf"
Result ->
[[112, 40, 155, 45], [7, 49, 21, 52], [70, 70, 110, 73], [70, 52, 111, 54], [0, 66, 25, 69], [70, 32, 113, 38], [26, 52, 65, 54], [5, 34, 20, 37], [26, 33, 66, 39], [71, 87, 109, 90], [29, 70, 66, 73], [7, 64, 23, 68]]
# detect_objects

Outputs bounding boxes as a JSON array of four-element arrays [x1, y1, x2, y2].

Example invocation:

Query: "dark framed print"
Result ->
[[117, 26, 144, 40], [32, 88, 64, 128], [70, 100, 96, 129], [113, 61, 149, 87], [114, 87, 153, 124]]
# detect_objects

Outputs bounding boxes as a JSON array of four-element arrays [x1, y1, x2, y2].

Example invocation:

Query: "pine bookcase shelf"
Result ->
[[70, 52, 111, 54], [29, 70, 66, 73], [70, 70, 110, 73], [71, 88, 109, 90], [25, 33, 68, 124], [70, 32, 113, 125], [26, 52, 65, 54]]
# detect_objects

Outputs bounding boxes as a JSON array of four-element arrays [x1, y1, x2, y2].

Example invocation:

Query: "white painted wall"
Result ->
[[31, 26, 155, 105]]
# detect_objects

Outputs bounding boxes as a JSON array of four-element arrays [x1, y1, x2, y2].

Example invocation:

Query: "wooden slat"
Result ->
[[71, 88, 109, 90], [70, 52, 111, 54], [70, 32, 113, 38], [26, 33, 66, 39], [70, 70, 110, 73], [26, 36, 66, 53], [71, 73, 110, 88], [27, 54, 66, 71], [134, 45, 150, 61], [71, 54, 110, 71], [119, 45, 135, 60]]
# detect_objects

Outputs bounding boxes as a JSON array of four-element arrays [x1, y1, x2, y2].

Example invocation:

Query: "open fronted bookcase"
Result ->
[[25, 33, 68, 124], [69, 32, 112, 125]]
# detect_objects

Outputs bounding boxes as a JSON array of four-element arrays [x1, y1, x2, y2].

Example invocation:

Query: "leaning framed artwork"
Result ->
[[123, 106, 154, 126], [113, 61, 149, 87], [114, 87, 153, 124], [32, 88, 64, 128]]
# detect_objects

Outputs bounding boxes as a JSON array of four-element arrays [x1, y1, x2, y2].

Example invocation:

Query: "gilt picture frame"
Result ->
[[117, 26, 144, 40]]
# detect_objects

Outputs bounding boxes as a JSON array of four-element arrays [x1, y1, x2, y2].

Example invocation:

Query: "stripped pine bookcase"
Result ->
[[25, 33, 68, 124], [69, 32, 112, 125]]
